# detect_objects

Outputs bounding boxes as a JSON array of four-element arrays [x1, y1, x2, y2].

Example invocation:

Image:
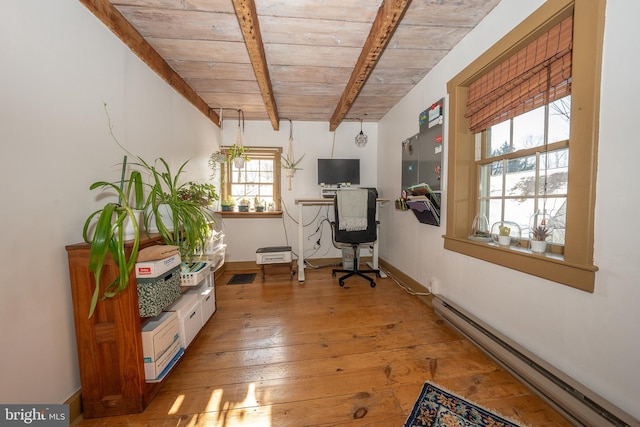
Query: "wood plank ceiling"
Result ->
[[83, 0, 501, 130]]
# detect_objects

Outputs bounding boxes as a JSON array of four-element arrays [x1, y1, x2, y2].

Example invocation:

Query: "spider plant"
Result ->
[[282, 153, 304, 190], [82, 157, 145, 318], [142, 158, 215, 258], [281, 153, 304, 172]]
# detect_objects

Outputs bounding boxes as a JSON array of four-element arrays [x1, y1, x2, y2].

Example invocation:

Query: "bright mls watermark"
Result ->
[[0, 405, 68, 426]]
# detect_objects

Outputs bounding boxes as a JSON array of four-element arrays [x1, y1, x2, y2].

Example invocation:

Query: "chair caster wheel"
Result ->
[[370, 282, 376, 288], [339, 280, 345, 287]]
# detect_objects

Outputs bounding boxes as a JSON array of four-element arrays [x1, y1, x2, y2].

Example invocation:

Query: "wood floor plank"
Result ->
[[75, 267, 572, 426]]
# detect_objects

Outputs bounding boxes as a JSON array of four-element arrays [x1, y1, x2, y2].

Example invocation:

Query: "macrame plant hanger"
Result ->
[[285, 119, 294, 190]]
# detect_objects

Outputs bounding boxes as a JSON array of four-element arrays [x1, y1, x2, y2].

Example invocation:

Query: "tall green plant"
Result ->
[[142, 158, 214, 258], [82, 158, 145, 317]]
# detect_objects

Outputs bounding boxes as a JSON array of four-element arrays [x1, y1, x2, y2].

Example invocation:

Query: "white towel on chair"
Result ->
[[337, 189, 368, 231]]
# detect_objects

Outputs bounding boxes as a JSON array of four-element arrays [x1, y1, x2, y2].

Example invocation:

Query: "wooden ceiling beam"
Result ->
[[79, 0, 221, 127], [329, 0, 412, 131], [231, 0, 280, 131]]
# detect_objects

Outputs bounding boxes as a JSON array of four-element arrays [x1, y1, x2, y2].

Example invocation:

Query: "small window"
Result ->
[[221, 146, 282, 213]]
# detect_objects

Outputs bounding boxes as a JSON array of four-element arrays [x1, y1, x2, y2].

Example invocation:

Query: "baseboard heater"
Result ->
[[431, 295, 639, 427]]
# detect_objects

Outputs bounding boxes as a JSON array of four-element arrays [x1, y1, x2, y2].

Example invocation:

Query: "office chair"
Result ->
[[331, 188, 381, 287]]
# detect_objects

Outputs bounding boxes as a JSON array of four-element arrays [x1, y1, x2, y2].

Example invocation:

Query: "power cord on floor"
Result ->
[[378, 265, 432, 297]]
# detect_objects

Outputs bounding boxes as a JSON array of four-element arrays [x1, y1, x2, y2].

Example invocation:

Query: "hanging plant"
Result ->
[[228, 143, 250, 163], [208, 151, 226, 180], [282, 119, 304, 190]]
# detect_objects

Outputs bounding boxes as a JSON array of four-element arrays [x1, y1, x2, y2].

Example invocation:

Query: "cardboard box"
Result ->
[[144, 338, 181, 381], [137, 265, 182, 317], [187, 285, 216, 324], [165, 293, 202, 349], [141, 311, 179, 363], [135, 254, 181, 278]]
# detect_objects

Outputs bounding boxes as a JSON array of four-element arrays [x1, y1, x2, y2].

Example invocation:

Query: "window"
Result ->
[[221, 146, 282, 214], [444, 0, 603, 292], [478, 96, 570, 249]]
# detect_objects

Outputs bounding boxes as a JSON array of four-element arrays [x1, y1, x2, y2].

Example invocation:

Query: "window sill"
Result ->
[[218, 211, 283, 219], [443, 235, 597, 292]]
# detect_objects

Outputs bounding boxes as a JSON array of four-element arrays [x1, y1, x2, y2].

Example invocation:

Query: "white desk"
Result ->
[[294, 197, 389, 282]]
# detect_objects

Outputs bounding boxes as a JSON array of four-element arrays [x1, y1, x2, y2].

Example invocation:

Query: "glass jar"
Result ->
[[490, 221, 522, 246], [470, 213, 491, 241]]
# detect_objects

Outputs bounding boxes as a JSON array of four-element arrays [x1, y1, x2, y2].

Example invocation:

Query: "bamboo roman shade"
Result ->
[[465, 15, 573, 133]]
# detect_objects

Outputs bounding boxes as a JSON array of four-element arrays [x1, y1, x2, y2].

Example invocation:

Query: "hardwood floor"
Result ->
[[75, 266, 572, 426]]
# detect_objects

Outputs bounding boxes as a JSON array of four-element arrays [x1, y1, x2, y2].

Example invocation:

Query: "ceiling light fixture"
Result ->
[[355, 115, 367, 147]]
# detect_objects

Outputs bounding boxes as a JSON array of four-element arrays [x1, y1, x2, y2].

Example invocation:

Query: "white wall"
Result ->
[[4, 0, 638, 420], [377, 0, 640, 419], [217, 119, 378, 263], [0, 1, 219, 403]]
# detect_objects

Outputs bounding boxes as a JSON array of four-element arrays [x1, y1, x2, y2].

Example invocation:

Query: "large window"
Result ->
[[479, 96, 570, 249], [444, 0, 603, 292], [221, 146, 282, 214]]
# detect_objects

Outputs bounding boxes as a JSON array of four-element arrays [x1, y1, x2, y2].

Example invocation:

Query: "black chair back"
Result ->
[[333, 188, 377, 245]]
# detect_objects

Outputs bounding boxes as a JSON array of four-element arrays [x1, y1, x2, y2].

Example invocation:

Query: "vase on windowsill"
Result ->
[[529, 211, 553, 254], [530, 240, 547, 253], [498, 235, 511, 246]]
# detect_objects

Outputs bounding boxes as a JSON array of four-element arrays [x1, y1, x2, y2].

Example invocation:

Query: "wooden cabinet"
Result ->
[[66, 235, 167, 418]]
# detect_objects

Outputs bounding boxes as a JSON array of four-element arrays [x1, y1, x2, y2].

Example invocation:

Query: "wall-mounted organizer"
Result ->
[[406, 187, 441, 226], [401, 98, 444, 226]]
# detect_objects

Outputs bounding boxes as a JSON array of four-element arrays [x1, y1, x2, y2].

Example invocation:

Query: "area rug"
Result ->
[[227, 273, 256, 285], [404, 382, 522, 427]]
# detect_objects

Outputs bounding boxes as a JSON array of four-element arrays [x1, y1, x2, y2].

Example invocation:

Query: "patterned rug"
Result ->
[[227, 273, 256, 285], [404, 382, 522, 427]]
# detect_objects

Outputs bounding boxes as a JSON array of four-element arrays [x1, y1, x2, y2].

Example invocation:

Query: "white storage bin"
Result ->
[[141, 311, 179, 363], [164, 293, 202, 349], [187, 284, 216, 324], [144, 339, 181, 381], [195, 244, 226, 272], [180, 261, 212, 286], [204, 231, 225, 254]]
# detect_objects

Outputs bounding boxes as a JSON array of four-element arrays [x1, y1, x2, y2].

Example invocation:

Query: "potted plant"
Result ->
[[282, 153, 304, 191], [178, 181, 218, 207], [530, 225, 550, 253], [82, 157, 145, 317], [220, 195, 235, 212], [254, 196, 264, 212], [228, 143, 250, 169], [142, 158, 214, 259], [208, 151, 226, 180], [496, 225, 511, 246], [238, 197, 251, 212]]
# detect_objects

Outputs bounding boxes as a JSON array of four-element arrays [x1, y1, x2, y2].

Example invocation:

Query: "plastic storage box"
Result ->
[[207, 244, 226, 272], [164, 293, 202, 349], [180, 261, 211, 286], [137, 265, 182, 317]]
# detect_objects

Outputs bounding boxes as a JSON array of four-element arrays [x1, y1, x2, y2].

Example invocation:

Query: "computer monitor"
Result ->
[[317, 158, 360, 186]]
